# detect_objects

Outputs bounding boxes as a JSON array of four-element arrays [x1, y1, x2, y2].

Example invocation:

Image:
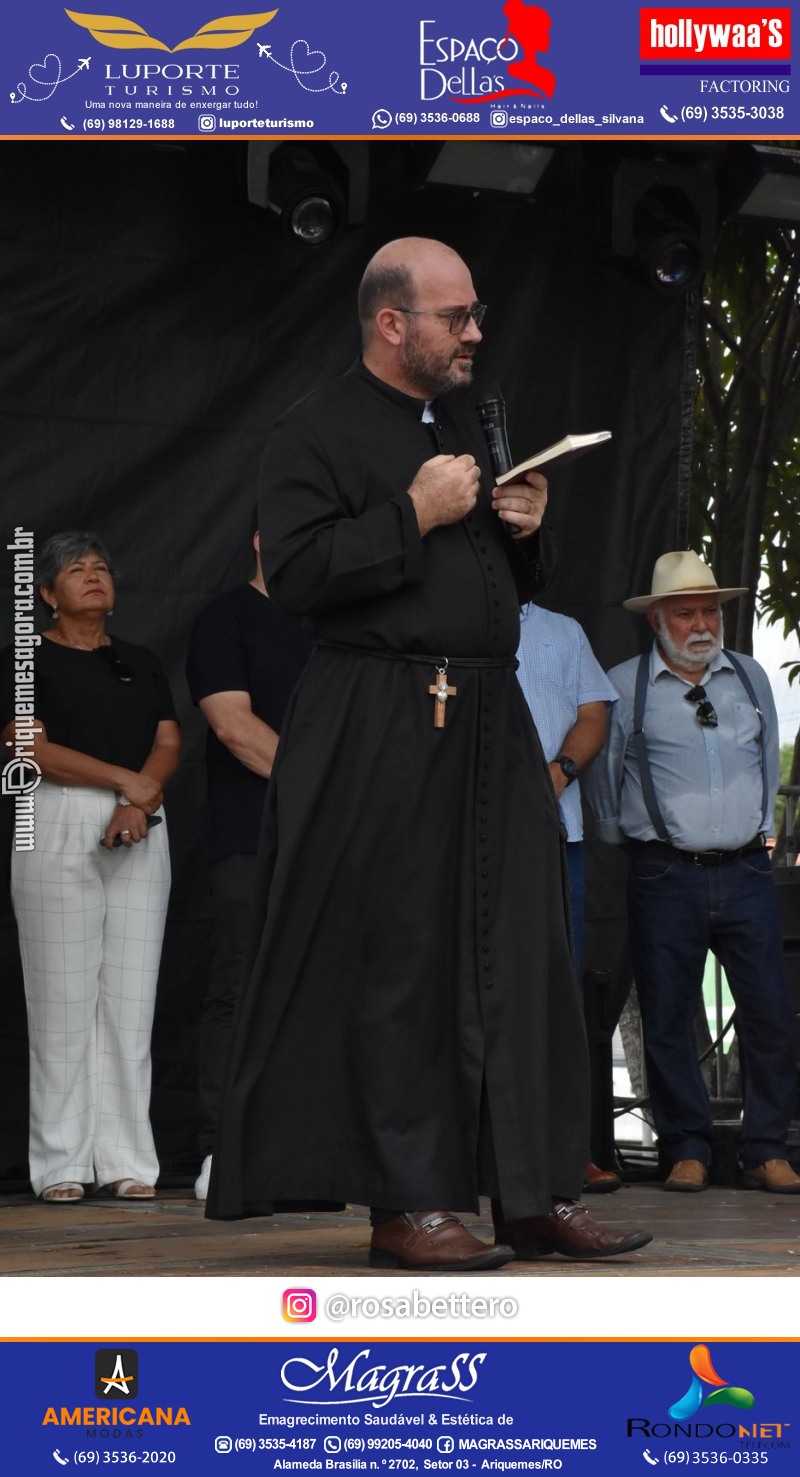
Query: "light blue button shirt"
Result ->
[[585, 642, 779, 850], [516, 604, 618, 842]]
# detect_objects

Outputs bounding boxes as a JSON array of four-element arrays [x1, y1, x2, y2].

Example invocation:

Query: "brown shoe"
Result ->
[[741, 1159, 800, 1194], [370, 1211, 515, 1271], [582, 1160, 622, 1194], [495, 1201, 652, 1261], [663, 1160, 708, 1193]]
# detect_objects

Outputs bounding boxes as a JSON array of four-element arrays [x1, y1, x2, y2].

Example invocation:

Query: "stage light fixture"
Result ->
[[423, 142, 555, 197], [247, 143, 369, 247], [723, 143, 800, 224], [268, 148, 343, 245], [610, 157, 717, 294]]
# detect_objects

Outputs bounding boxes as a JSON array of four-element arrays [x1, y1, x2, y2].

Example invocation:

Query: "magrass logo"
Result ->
[[95, 1349, 139, 1399], [668, 1345, 755, 1421], [65, 7, 278, 52]]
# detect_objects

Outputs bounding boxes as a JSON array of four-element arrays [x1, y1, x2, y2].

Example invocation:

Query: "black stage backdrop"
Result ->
[[0, 142, 687, 1181]]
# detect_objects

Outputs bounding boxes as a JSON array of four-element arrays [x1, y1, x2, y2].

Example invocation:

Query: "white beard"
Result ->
[[655, 614, 722, 673]]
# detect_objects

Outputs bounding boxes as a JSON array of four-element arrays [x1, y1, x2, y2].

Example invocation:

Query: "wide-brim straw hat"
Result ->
[[623, 550, 748, 612]]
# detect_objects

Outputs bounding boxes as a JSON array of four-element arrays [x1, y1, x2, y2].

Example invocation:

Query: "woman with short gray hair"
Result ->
[[0, 531, 180, 1202]]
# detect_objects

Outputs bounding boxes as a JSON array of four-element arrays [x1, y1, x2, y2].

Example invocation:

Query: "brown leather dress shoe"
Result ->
[[495, 1201, 652, 1260], [741, 1159, 800, 1194], [582, 1160, 622, 1194], [370, 1211, 515, 1271], [663, 1159, 708, 1192]]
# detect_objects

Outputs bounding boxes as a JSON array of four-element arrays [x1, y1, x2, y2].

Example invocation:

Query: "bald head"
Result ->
[[358, 237, 483, 399], [358, 238, 470, 342]]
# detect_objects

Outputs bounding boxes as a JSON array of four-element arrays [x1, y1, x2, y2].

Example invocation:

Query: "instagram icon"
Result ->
[[283, 1288, 317, 1322]]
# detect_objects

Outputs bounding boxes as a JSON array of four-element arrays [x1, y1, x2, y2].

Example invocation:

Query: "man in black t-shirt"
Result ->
[[186, 519, 311, 1199]]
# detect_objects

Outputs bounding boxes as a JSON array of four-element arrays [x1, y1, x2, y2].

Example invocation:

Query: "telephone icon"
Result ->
[[60, 116, 76, 131], [53, 1452, 69, 1467], [643, 1451, 660, 1467], [660, 105, 678, 123]]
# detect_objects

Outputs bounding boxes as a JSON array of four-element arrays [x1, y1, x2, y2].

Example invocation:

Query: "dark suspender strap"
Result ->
[[723, 650, 768, 831], [632, 651, 671, 841]]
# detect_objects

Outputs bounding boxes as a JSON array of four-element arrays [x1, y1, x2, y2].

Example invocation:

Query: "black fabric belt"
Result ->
[[314, 640, 518, 670], [626, 837, 767, 868]]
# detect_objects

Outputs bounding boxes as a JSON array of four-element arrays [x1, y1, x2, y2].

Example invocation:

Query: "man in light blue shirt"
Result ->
[[517, 602, 621, 1193], [586, 551, 799, 1196], [517, 602, 618, 964]]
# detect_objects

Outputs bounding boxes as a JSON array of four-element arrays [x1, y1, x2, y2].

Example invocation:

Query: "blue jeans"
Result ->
[[627, 846, 796, 1169]]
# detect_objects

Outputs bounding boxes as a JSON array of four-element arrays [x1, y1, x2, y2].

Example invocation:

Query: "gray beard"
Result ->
[[656, 620, 722, 673], [400, 327, 473, 399]]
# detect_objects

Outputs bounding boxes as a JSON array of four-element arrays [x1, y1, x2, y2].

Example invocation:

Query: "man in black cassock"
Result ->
[[206, 238, 651, 1269]]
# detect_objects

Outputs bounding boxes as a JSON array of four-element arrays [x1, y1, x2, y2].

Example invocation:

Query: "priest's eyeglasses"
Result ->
[[394, 303, 487, 335], [684, 683, 718, 727]]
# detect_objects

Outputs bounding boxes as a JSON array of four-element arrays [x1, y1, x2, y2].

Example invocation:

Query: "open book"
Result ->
[[496, 430, 612, 483]]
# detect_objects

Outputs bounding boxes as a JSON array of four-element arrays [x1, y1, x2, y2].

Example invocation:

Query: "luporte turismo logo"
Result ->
[[65, 8, 278, 52]]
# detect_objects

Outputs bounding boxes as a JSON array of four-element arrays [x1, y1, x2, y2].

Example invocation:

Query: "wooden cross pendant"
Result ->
[[428, 665, 457, 728]]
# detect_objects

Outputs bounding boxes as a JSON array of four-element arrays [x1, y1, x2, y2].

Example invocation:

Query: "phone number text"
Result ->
[[83, 118, 176, 130], [392, 113, 481, 124], [661, 1454, 770, 1465]]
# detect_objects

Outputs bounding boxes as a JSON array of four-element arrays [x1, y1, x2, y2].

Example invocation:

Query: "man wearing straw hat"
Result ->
[[588, 550, 799, 1195]]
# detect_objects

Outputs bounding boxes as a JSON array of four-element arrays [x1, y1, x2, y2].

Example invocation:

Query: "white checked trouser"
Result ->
[[11, 783, 170, 1196]]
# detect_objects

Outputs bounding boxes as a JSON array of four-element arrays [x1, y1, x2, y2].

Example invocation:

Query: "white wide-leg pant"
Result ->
[[11, 783, 170, 1196]]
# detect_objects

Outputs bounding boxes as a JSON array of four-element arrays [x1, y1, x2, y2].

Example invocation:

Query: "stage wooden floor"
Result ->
[[2, 1183, 799, 1277]]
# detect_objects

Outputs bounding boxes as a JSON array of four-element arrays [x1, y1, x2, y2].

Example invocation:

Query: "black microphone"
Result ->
[[477, 386, 520, 536]]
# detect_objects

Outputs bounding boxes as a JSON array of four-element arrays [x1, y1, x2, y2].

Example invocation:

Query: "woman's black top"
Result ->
[[0, 635, 177, 773]]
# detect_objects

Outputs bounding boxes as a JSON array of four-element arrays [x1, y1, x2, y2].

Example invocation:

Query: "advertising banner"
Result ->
[[2, 1, 797, 138], [1, 1337, 797, 1471]]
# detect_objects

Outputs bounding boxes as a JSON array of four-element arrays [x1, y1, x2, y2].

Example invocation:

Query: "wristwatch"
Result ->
[[554, 754, 580, 786]]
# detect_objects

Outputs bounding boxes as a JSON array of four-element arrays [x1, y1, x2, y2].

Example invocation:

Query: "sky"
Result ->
[[753, 617, 800, 749]]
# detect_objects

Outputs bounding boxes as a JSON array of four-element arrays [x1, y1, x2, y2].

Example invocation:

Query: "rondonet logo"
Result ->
[[281, 1348, 487, 1410], [640, 8, 792, 61], [65, 8, 278, 51], [667, 1345, 754, 1420]]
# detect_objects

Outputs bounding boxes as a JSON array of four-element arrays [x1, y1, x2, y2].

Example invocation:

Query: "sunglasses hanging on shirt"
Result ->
[[95, 646, 136, 683], [684, 683, 718, 727]]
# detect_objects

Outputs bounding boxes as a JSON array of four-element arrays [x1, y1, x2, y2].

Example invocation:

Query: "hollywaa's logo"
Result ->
[[668, 1345, 755, 1421], [639, 9, 791, 62], [65, 7, 278, 51], [420, 2, 557, 104]]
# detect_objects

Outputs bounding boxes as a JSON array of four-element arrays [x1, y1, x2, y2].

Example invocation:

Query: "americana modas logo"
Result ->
[[65, 8, 277, 52], [95, 1349, 139, 1399], [668, 1345, 754, 1420]]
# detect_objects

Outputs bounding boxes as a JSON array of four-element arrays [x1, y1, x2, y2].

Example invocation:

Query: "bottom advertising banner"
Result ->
[[0, 1339, 796, 1473]]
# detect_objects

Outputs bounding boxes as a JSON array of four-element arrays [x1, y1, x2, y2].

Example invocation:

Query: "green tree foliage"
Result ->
[[690, 211, 800, 858]]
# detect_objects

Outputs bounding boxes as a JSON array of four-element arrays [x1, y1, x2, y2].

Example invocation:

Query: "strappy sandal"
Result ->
[[102, 1179, 156, 1199], [41, 1182, 84, 1202]]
